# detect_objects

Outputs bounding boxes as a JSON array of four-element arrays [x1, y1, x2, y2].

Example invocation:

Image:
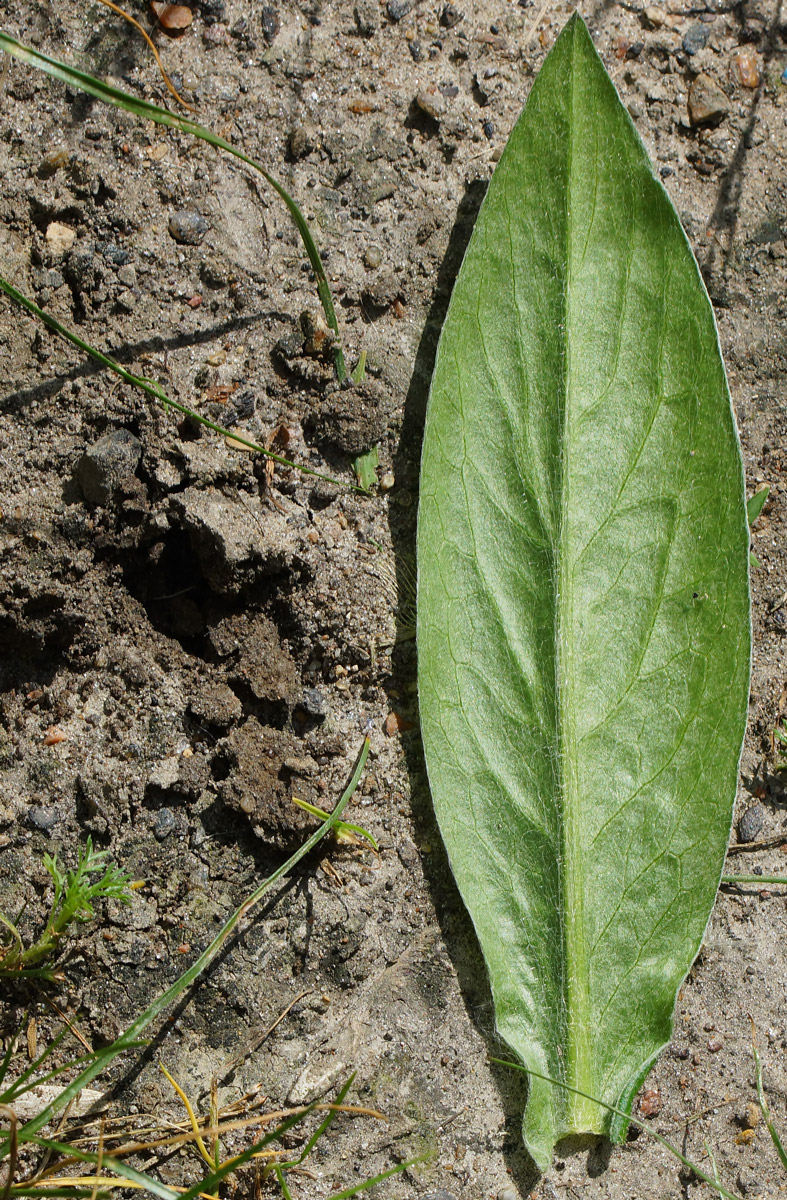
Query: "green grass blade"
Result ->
[[327, 1156, 430, 1200], [23, 1137, 180, 1200], [0, 275, 364, 494], [491, 1058, 743, 1200], [721, 875, 787, 885], [287, 1075, 355, 1167], [0, 31, 346, 381], [4, 740, 369, 1146]]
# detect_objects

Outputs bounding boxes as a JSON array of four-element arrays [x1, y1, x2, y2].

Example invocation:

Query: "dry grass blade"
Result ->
[[94, 0, 194, 110]]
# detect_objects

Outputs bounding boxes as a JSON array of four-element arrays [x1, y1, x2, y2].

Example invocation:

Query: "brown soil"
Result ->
[[0, 1, 786, 1198]]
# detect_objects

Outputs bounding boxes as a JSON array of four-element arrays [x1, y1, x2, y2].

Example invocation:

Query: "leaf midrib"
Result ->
[[558, 17, 596, 1130]]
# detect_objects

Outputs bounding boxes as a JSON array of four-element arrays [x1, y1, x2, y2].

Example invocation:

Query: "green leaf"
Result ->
[[746, 485, 769, 525], [417, 14, 750, 1171]]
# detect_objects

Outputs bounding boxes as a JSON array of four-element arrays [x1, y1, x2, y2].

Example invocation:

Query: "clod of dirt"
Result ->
[[288, 124, 317, 160], [76, 429, 143, 505], [187, 680, 243, 728], [217, 718, 321, 848], [305, 378, 395, 456], [171, 488, 272, 593], [354, 0, 378, 36], [688, 74, 730, 127], [45, 221, 76, 255], [300, 309, 335, 358]]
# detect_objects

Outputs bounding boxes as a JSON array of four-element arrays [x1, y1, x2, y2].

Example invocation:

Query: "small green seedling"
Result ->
[[353, 444, 379, 491], [0, 837, 134, 979], [748, 485, 770, 568], [291, 797, 379, 852], [774, 718, 787, 769]]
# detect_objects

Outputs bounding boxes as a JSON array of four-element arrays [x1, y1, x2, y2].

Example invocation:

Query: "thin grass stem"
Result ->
[[0, 32, 347, 381]]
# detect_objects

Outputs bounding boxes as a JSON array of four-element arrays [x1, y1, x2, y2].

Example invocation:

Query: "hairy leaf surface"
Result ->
[[417, 14, 750, 1170]]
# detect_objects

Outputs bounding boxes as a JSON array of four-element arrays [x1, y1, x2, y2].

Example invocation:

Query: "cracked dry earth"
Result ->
[[0, 0, 786, 1198]]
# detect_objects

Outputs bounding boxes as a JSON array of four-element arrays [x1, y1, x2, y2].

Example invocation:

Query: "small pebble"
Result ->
[[387, 0, 411, 19], [26, 806, 60, 833], [76, 429, 142, 505], [363, 245, 383, 269], [707, 1036, 723, 1052], [409, 39, 423, 61], [153, 808, 176, 840], [289, 124, 315, 158], [643, 5, 667, 26], [297, 689, 328, 720], [483, 119, 495, 139], [638, 1087, 662, 1116], [738, 802, 765, 842], [380, 471, 395, 491], [439, 4, 463, 27], [261, 6, 280, 42], [735, 52, 761, 88], [415, 89, 446, 121], [682, 23, 709, 55], [498, 1189, 517, 1200], [688, 74, 729, 127], [168, 210, 209, 245], [739, 1101, 761, 1130]]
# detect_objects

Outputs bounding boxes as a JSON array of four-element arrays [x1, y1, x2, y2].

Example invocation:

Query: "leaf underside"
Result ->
[[417, 14, 750, 1171]]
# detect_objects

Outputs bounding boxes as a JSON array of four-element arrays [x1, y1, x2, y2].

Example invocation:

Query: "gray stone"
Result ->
[[168, 210, 209, 245], [76, 429, 142, 505], [682, 23, 709, 54], [387, 0, 411, 19], [261, 5, 279, 41], [26, 805, 59, 833], [297, 688, 328, 719], [738, 802, 766, 842], [153, 807, 177, 840]]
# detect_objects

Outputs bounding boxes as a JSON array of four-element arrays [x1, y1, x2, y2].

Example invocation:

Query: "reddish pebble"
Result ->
[[393, 298, 406, 319], [614, 35, 632, 58], [638, 1088, 662, 1117], [707, 1037, 723, 1052], [735, 52, 760, 88], [44, 727, 66, 745], [384, 711, 413, 736], [150, 1, 193, 31], [187, 294, 202, 308]]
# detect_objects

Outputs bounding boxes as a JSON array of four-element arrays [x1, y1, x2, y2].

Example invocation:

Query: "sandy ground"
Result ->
[[1, 0, 786, 1198]]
